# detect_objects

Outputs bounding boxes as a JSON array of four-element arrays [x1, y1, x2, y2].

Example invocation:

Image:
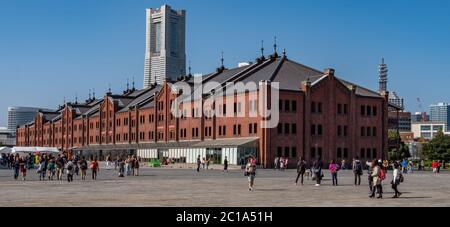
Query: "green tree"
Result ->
[[389, 142, 411, 161], [423, 130, 450, 164], [388, 130, 411, 161]]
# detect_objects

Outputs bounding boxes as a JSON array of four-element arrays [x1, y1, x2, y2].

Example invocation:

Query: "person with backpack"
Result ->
[[329, 160, 340, 186], [391, 162, 403, 198], [66, 160, 75, 182], [47, 159, 56, 181], [369, 159, 383, 199], [295, 157, 307, 186], [79, 156, 88, 181], [91, 158, 99, 180], [352, 156, 363, 186], [312, 156, 323, 186], [245, 157, 257, 191]]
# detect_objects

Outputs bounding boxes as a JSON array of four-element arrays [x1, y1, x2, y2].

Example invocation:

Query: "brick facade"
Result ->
[[16, 54, 389, 168]]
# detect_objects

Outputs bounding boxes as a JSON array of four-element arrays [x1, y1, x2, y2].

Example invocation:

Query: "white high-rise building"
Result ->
[[144, 5, 186, 88]]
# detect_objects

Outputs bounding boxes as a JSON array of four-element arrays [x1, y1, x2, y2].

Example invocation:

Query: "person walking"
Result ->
[[118, 158, 125, 177], [383, 160, 389, 173], [224, 156, 229, 173], [295, 157, 307, 186], [201, 158, 206, 170], [106, 154, 112, 170], [245, 157, 257, 191], [432, 160, 439, 173], [313, 156, 323, 186], [279, 157, 285, 171], [19, 157, 27, 181], [55, 155, 64, 181], [352, 156, 363, 186], [391, 162, 403, 198], [73, 155, 79, 176], [196, 155, 201, 172], [13, 155, 20, 180], [91, 158, 99, 180], [79, 156, 88, 181], [47, 159, 56, 181], [274, 157, 279, 170], [329, 160, 340, 186], [369, 160, 383, 199], [401, 159, 408, 174], [341, 159, 346, 170], [206, 158, 210, 170], [130, 156, 136, 176], [134, 157, 140, 176], [38, 157, 47, 181], [66, 160, 75, 182]]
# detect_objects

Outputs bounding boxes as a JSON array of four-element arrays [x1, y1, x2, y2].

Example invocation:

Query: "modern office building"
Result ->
[[430, 102, 450, 132], [411, 122, 449, 140], [17, 51, 391, 168], [8, 107, 54, 131], [143, 4, 186, 87], [388, 111, 411, 132]]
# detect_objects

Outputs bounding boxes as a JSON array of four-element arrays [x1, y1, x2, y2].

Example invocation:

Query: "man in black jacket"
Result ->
[[196, 155, 201, 172], [295, 157, 307, 186]]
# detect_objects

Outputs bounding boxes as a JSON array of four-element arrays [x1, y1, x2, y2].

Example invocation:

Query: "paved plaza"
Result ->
[[1, 164, 449, 207]]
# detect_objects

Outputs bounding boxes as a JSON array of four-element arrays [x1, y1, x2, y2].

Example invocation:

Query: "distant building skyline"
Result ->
[[8, 106, 55, 130], [430, 102, 450, 132]]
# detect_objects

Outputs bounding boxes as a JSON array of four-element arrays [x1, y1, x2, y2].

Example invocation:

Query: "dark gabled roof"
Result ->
[[81, 101, 103, 118], [107, 95, 135, 108], [194, 56, 382, 98], [117, 85, 162, 113], [42, 113, 60, 122], [52, 114, 62, 122], [338, 79, 382, 98]]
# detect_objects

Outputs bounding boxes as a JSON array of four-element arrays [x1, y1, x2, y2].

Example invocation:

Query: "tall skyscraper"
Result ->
[[430, 102, 450, 132], [143, 5, 186, 88]]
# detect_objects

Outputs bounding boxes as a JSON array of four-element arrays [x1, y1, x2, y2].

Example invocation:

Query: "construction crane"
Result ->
[[417, 97, 423, 112]]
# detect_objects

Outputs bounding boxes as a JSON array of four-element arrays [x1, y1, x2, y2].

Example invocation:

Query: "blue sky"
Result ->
[[1, 0, 450, 126]]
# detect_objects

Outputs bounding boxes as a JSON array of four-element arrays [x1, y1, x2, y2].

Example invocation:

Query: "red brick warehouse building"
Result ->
[[16, 51, 391, 168]]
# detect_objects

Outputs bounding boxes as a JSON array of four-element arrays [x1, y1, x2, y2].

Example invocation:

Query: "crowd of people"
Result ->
[[1, 151, 447, 200], [289, 156, 407, 199], [273, 157, 289, 171], [1, 152, 144, 182]]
